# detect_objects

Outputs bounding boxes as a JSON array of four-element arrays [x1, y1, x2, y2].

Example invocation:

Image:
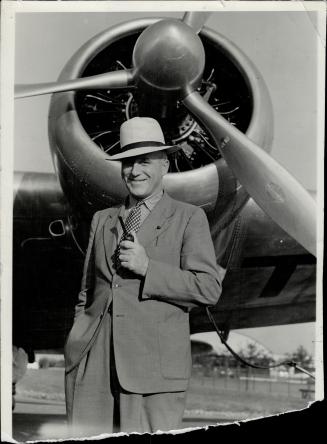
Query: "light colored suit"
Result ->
[[64, 192, 222, 430]]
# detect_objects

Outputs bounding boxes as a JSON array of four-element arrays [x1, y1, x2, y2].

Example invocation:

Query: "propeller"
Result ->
[[131, 18, 317, 255], [182, 11, 212, 33], [183, 92, 316, 256], [15, 69, 135, 98], [132, 17, 317, 256], [15, 13, 317, 255]]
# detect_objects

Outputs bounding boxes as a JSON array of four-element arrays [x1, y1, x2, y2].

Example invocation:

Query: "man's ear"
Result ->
[[161, 158, 170, 175]]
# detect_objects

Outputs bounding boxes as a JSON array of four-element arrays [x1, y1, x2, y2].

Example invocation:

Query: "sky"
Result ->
[[191, 327, 315, 359], [11, 4, 324, 359]]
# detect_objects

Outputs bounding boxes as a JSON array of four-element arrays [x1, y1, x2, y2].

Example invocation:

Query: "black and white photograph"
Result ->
[[1, 1, 325, 442]]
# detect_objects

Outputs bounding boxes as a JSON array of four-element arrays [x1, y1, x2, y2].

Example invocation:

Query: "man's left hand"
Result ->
[[119, 231, 149, 276]]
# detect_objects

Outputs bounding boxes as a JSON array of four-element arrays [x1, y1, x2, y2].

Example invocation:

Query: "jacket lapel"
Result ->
[[102, 207, 121, 275], [137, 192, 175, 247], [101, 193, 175, 274]]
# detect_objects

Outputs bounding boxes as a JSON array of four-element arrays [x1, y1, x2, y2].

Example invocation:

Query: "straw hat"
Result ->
[[107, 117, 178, 160]]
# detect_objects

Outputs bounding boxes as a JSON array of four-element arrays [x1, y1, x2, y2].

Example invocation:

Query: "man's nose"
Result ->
[[130, 162, 142, 175]]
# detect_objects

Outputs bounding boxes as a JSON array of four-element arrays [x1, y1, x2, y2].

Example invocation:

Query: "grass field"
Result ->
[[15, 368, 311, 421], [186, 378, 309, 420]]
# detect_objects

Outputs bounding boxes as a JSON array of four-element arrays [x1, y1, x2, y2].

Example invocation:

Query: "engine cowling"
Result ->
[[48, 17, 273, 233]]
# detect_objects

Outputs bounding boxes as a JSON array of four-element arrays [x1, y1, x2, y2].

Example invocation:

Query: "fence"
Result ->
[[190, 367, 313, 399]]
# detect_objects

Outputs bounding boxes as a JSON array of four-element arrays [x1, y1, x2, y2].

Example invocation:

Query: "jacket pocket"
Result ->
[[146, 245, 181, 266], [158, 321, 191, 379]]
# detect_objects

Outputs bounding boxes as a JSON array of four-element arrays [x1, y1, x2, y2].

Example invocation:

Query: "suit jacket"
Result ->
[[64, 192, 222, 393]]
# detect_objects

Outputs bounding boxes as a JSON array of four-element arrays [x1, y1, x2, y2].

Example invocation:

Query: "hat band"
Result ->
[[120, 141, 165, 153]]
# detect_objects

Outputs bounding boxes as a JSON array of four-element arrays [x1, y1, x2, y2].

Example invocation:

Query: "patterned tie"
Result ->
[[122, 200, 144, 236], [113, 200, 144, 268]]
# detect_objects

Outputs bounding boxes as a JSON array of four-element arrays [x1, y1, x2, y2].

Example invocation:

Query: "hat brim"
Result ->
[[106, 144, 179, 160]]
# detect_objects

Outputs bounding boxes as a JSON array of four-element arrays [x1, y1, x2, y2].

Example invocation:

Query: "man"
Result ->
[[64, 117, 223, 436]]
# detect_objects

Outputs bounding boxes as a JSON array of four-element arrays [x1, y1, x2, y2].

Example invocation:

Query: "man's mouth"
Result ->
[[129, 178, 147, 183]]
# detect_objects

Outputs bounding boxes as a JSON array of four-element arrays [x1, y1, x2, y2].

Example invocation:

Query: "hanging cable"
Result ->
[[206, 307, 315, 379]]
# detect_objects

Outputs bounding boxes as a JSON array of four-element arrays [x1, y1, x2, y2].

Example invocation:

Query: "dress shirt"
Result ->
[[117, 190, 164, 241]]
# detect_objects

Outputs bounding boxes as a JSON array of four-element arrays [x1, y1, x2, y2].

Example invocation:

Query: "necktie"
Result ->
[[122, 200, 144, 237], [113, 200, 144, 268]]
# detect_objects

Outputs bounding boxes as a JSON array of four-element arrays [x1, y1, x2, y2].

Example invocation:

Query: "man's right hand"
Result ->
[[119, 231, 149, 276]]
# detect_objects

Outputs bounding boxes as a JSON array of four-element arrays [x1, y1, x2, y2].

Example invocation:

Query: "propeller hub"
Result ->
[[133, 19, 205, 96]]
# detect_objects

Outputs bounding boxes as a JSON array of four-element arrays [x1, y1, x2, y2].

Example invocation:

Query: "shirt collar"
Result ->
[[128, 189, 164, 212]]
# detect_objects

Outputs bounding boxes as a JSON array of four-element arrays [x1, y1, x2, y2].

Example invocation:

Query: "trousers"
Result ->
[[65, 311, 186, 437]]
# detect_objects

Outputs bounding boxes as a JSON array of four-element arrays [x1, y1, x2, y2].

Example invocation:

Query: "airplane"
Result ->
[[11, 9, 319, 378]]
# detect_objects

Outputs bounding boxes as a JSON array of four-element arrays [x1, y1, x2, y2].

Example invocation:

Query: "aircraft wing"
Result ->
[[191, 198, 316, 334]]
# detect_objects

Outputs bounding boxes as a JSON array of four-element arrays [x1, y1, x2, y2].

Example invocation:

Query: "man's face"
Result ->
[[121, 152, 169, 199]]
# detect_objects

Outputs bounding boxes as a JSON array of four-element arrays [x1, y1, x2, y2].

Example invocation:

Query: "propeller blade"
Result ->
[[182, 11, 211, 33], [15, 69, 135, 99], [184, 91, 316, 256]]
